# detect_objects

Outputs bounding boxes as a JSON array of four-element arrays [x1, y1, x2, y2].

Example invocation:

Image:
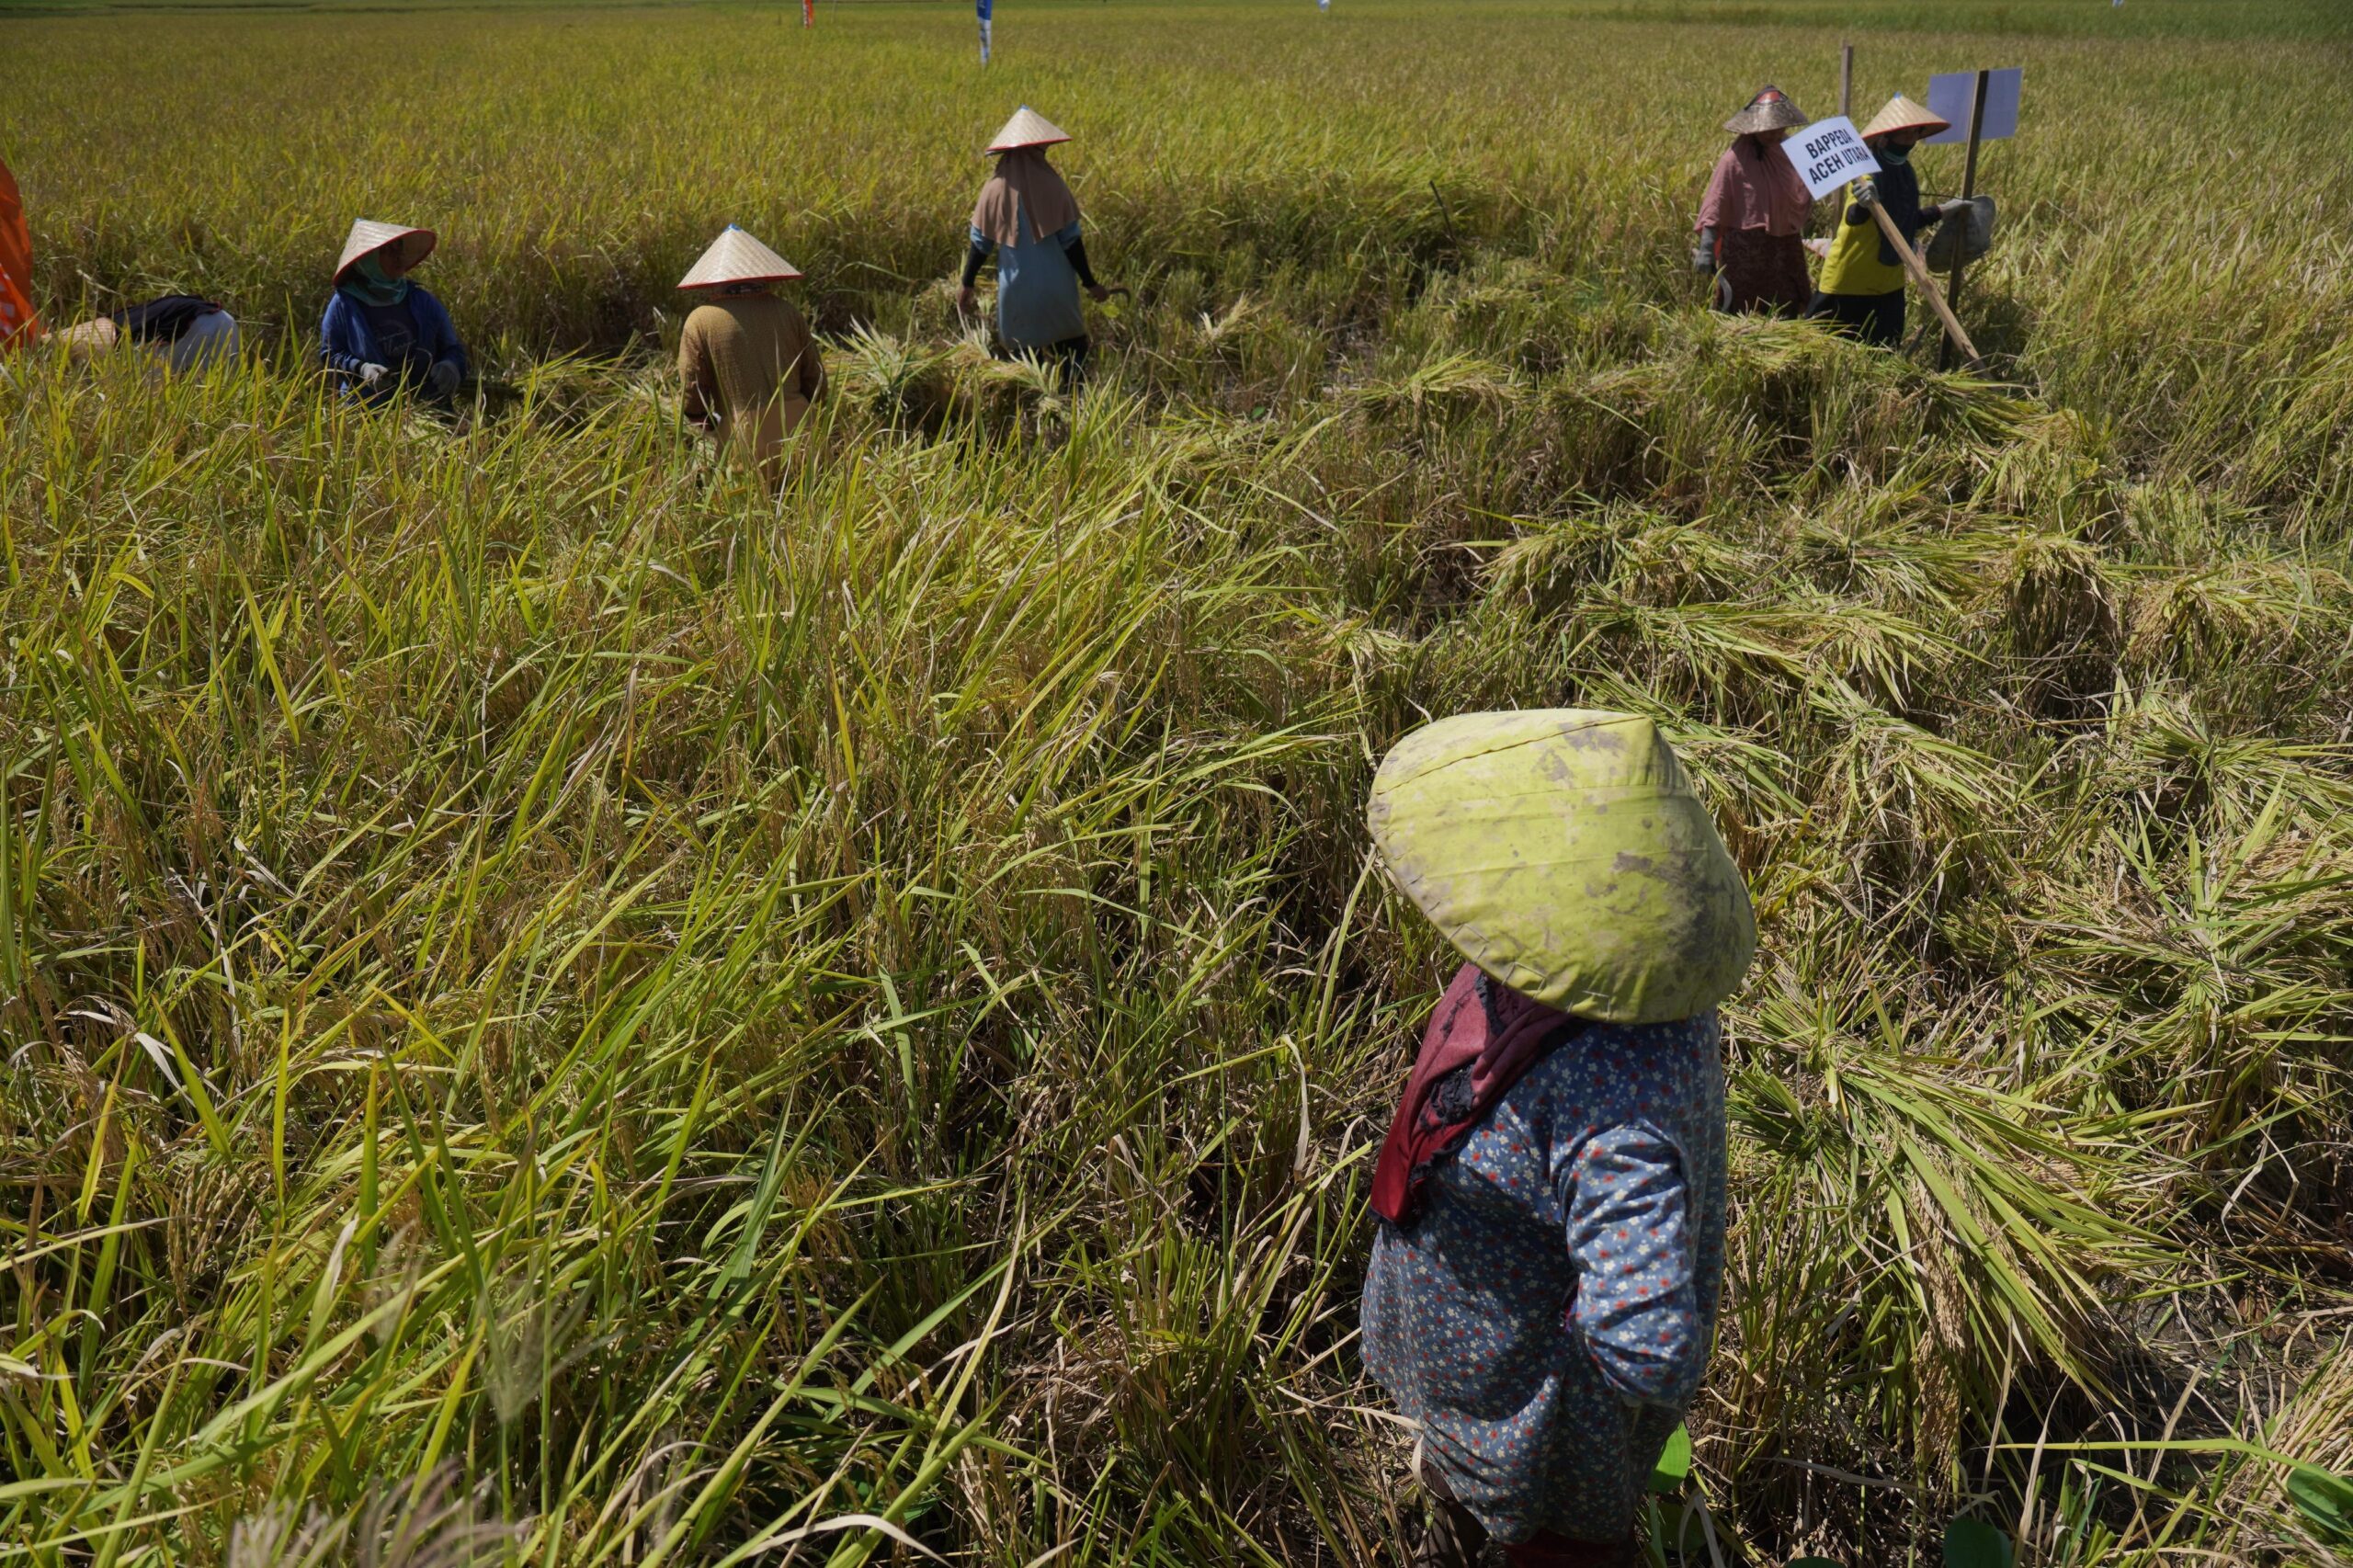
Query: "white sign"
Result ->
[[1789, 116, 1882, 200], [1925, 68, 2022, 143]]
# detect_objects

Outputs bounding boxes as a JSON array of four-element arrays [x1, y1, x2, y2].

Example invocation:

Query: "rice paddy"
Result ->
[[2, 0, 2350, 1563]]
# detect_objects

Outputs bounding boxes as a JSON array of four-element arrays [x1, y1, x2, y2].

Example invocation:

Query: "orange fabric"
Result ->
[[0, 154, 43, 350]]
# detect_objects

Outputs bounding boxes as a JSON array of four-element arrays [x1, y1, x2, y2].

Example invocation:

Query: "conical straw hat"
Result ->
[[1722, 85, 1807, 135], [985, 106, 1071, 155], [335, 220, 436, 282], [677, 225, 803, 290], [1860, 94, 1950, 141], [1367, 710, 1756, 1023]]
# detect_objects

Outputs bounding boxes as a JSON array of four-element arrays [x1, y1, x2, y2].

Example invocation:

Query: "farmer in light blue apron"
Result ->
[[956, 108, 1121, 383]]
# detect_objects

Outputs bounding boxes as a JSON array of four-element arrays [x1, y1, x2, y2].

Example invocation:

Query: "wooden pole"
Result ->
[[1839, 43, 1853, 115], [1869, 202, 1981, 367], [1937, 68, 1991, 370]]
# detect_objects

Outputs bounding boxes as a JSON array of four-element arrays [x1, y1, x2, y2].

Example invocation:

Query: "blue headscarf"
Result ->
[[338, 252, 412, 308]]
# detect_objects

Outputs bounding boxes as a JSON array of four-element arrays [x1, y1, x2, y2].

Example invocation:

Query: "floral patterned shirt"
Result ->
[[1360, 1011, 1727, 1543]]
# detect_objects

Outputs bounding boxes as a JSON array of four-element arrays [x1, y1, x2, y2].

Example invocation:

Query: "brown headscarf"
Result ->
[[972, 147, 1081, 249]]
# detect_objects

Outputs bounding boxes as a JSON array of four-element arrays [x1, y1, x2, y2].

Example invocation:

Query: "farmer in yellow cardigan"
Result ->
[[1805, 95, 1970, 347]]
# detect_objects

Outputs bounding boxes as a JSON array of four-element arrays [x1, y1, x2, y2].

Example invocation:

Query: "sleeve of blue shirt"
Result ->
[[319, 293, 373, 376], [1561, 1121, 1705, 1409], [410, 288, 467, 379]]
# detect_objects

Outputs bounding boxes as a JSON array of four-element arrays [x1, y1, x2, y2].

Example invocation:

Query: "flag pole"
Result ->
[[1936, 68, 1991, 370]]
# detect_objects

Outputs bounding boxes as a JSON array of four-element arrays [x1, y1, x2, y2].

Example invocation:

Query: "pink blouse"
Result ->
[[1696, 136, 1813, 237]]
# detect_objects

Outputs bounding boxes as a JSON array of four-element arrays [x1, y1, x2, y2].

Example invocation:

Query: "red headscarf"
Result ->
[[1370, 963, 1586, 1225]]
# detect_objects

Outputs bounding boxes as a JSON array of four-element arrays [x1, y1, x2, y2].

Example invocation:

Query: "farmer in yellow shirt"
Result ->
[[1805, 95, 1969, 347]]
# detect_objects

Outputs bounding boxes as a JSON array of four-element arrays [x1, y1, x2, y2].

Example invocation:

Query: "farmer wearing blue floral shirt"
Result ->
[[1358, 710, 1756, 1567]]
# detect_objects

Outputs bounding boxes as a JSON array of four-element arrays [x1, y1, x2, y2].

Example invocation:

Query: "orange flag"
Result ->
[[1, 153, 43, 351]]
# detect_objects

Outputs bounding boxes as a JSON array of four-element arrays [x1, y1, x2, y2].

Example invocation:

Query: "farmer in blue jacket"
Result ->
[[319, 220, 467, 404]]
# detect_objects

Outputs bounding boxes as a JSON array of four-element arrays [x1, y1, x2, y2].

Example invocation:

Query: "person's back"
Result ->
[[1358, 709, 1754, 1567], [1363, 991, 1727, 1555], [678, 292, 822, 480]]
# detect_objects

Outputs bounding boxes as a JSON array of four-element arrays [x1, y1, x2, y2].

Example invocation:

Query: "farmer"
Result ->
[[675, 225, 825, 484], [1692, 85, 1814, 315], [320, 220, 468, 403], [1804, 95, 1968, 347], [51, 299, 241, 371], [2, 153, 239, 372], [957, 107, 1120, 383], [1358, 710, 1756, 1568]]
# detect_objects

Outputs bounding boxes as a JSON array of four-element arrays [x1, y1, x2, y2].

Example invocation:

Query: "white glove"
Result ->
[[357, 362, 390, 388], [426, 360, 460, 398], [1849, 177, 1880, 208]]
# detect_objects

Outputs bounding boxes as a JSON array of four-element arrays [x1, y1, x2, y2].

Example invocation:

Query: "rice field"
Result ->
[[2, 0, 2350, 1563]]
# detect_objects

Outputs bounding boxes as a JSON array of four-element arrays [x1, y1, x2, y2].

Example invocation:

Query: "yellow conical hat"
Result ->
[[1860, 94, 1950, 141], [677, 226, 803, 290], [335, 220, 436, 282], [1367, 710, 1756, 1023], [985, 106, 1071, 155]]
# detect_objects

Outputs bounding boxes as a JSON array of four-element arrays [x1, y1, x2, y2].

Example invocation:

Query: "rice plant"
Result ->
[[3, 0, 2349, 1563]]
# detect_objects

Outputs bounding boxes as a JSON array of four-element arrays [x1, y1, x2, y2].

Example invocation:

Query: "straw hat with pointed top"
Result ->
[[677, 225, 803, 290], [1367, 709, 1756, 1023], [335, 220, 436, 282], [1722, 85, 1807, 135], [1860, 94, 1951, 141], [985, 106, 1071, 155]]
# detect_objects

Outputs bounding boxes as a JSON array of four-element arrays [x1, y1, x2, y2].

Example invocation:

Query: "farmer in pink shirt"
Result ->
[[1693, 86, 1815, 315]]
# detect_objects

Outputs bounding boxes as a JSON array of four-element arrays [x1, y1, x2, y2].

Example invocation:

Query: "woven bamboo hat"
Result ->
[[335, 220, 436, 283], [677, 225, 803, 290], [1368, 710, 1756, 1023], [1723, 85, 1807, 135], [1860, 94, 1951, 141], [985, 106, 1071, 155]]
